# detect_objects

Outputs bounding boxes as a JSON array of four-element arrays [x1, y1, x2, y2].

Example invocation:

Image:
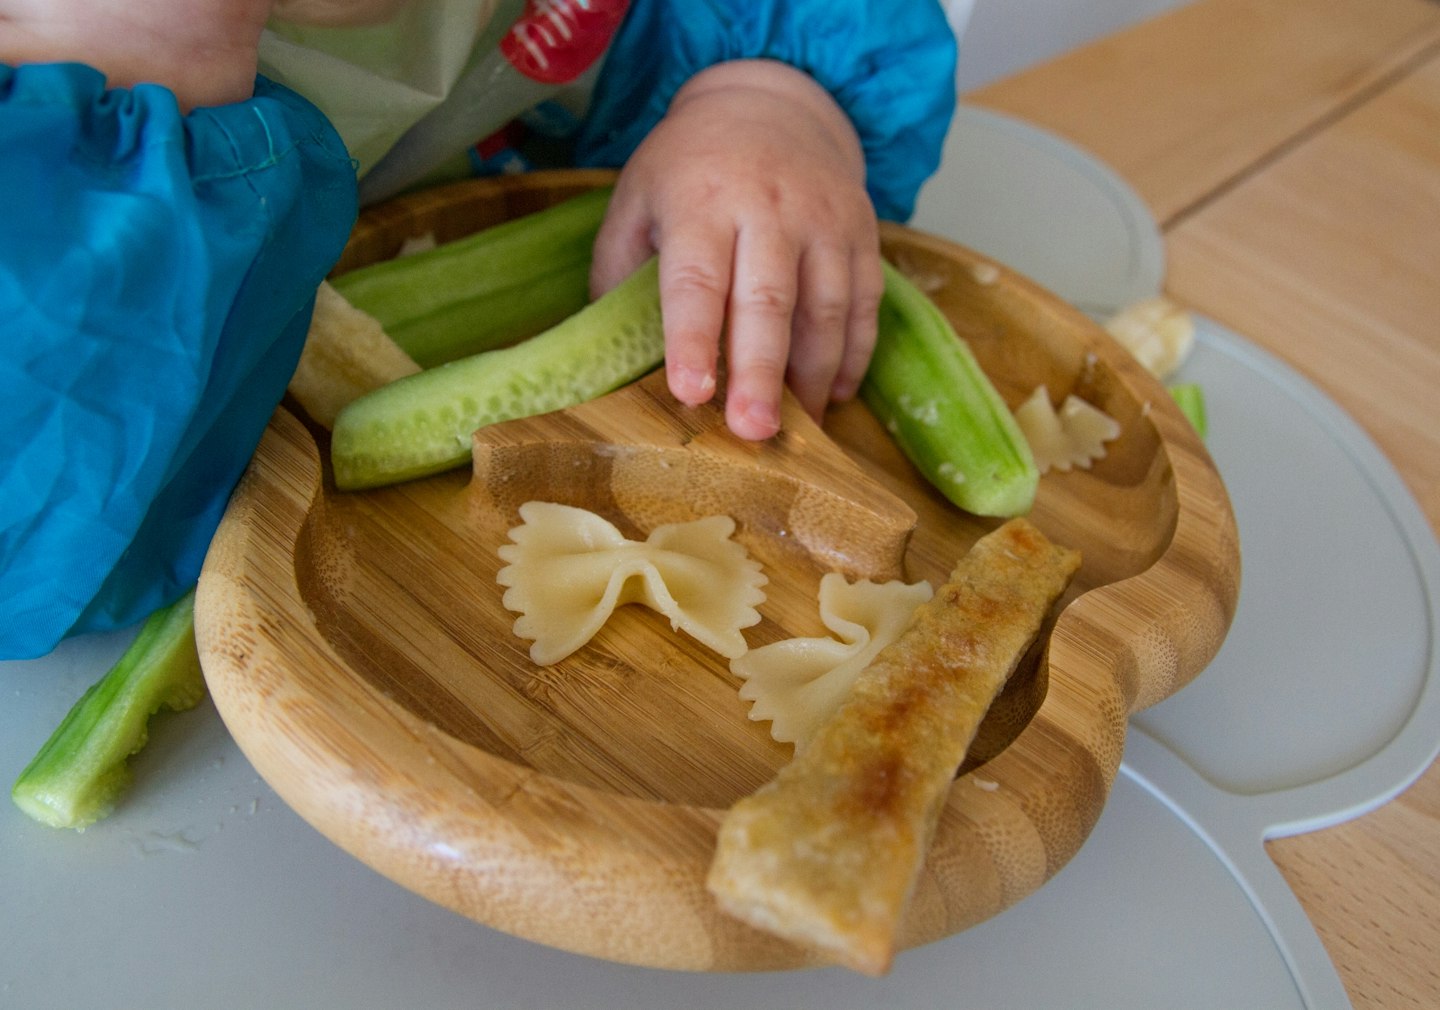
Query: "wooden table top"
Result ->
[[971, 0, 1440, 1005]]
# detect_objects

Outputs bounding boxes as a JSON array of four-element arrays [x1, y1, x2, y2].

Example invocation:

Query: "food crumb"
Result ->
[[397, 232, 438, 256], [970, 262, 1001, 285], [896, 255, 947, 292]]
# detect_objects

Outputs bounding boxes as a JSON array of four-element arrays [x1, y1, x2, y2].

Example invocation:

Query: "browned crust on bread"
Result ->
[[706, 518, 1081, 974]]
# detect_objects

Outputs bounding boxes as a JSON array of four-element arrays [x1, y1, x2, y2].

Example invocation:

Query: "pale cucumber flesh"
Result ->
[[331, 257, 664, 490]]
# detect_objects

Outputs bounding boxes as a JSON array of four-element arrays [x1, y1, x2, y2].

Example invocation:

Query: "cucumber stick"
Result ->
[[1169, 382, 1208, 438], [862, 261, 1039, 518], [12, 587, 205, 831], [331, 256, 665, 490], [333, 187, 609, 368]]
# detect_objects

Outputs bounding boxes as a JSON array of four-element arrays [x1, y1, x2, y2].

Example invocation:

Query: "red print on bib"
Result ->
[[500, 0, 631, 84]]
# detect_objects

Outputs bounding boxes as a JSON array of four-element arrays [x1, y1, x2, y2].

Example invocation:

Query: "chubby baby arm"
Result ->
[[590, 59, 883, 441], [0, 0, 271, 109]]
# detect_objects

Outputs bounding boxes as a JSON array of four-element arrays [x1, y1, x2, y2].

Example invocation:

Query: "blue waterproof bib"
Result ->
[[0, 65, 356, 658]]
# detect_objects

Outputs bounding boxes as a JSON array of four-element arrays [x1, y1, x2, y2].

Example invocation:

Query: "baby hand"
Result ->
[[590, 59, 883, 441]]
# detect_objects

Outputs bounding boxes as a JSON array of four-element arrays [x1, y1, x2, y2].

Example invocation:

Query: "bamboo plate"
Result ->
[[195, 171, 1240, 972]]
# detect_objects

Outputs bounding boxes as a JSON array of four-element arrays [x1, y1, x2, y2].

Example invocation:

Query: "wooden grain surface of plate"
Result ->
[[195, 171, 1240, 972]]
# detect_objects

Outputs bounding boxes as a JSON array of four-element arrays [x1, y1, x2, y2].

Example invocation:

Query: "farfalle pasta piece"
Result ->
[[1014, 385, 1121, 474], [730, 574, 934, 748], [496, 501, 767, 665]]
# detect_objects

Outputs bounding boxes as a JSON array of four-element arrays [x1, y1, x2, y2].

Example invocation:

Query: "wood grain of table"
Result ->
[[972, 1, 1440, 1006], [972, 0, 1440, 224]]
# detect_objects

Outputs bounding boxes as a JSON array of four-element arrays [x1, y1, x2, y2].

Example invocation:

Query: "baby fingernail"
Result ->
[[744, 399, 781, 434], [672, 365, 716, 403]]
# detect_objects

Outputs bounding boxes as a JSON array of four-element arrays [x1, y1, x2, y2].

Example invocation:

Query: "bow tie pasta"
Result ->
[[730, 574, 934, 749], [497, 501, 767, 665], [1013, 385, 1121, 474]]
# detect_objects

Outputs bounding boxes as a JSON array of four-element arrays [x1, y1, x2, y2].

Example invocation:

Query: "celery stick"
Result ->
[[331, 257, 665, 490], [861, 262, 1039, 518], [11, 588, 205, 831], [1169, 383, 1208, 438], [334, 187, 609, 368]]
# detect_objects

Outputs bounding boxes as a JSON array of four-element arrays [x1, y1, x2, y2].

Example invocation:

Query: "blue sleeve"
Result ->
[[0, 64, 357, 659], [573, 0, 958, 222]]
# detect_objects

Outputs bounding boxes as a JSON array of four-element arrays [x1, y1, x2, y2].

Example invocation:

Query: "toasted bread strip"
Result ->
[[707, 518, 1080, 975], [288, 281, 421, 428]]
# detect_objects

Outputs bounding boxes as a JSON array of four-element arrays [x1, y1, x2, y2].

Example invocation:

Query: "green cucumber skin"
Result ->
[[11, 587, 204, 831], [1169, 382, 1208, 438], [861, 261, 1038, 518], [386, 259, 592, 368], [331, 257, 665, 491], [334, 187, 610, 368]]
